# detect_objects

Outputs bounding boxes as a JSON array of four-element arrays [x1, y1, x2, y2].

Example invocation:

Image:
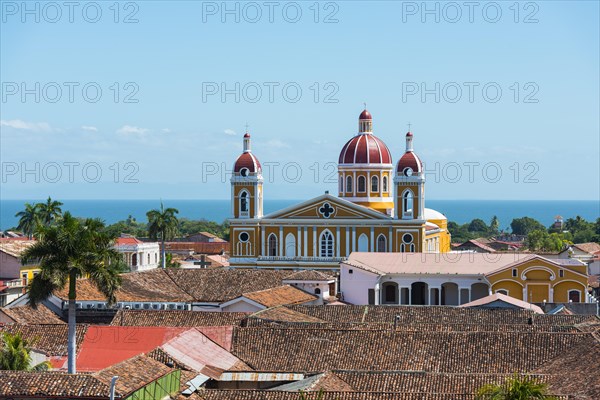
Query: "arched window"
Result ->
[[371, 176, 378, 193], [268, 234, 278, 257], [240, 190, 249, 214], [339, 176, 344, 193], [314, 288, 321, 295], [568, 290, 581, 303], [346, 176, 353, 193], [382, 176, 388, 192], [377, 234, 387, 252], [358, 234, 368, 252], [320, 230, 334, 257], [401, 233, 414, 253], [402, 190, 414, 218], [357, 176, 366, 192], [496, 289, 509, 296], [285, 233, 296, 257]]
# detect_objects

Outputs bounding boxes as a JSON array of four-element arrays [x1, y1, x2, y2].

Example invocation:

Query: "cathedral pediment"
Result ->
[[262, 194, 392, 221]]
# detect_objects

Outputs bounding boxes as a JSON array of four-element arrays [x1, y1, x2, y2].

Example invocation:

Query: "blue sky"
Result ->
[[1, 0, 599, 201]]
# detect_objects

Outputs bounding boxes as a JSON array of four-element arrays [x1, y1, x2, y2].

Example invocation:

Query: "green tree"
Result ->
[[490, 216, 500, 235], [526, 230, 547, 251], [1, 332, 51, 371], [468, 218, 489, 233], [20, 212, 124, 374], [15, 203, 41, 239], [36, 197, 63, 226], [147, 202, 179, 269], [476, 374, 557, 400], [510, 217, 546, 236]]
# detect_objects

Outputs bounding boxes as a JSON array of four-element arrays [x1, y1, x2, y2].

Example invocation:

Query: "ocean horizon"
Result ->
[[1, 199, 598, 231]]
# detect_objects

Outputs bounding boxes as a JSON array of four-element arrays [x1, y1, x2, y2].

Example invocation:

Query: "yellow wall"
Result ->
[[487, 258, 588, 303]]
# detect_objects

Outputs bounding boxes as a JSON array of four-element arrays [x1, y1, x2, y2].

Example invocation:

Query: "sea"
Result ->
[[1, 199, 598, 231]]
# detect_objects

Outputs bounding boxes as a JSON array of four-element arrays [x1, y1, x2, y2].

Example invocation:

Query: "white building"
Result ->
[[114, 236, 160, 272]]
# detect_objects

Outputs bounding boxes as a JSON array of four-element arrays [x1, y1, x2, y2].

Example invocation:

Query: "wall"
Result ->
[[126, 370, 181, 400], [340, 264, 378, 304]]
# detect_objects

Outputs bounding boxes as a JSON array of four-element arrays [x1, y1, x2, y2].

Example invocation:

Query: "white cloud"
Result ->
[[223, 129, 236, 136], [81, 125, 98, 132], [0, 119, 52, 132], [161, 128, 172, 133], [116, 125, 149, 136], [265, 139, 290, 149]]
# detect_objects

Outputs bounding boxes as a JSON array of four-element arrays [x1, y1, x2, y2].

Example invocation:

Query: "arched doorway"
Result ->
[[411, 282, 429, 305], [471, 282, 489, 301], [382, 282, 399, 304], [441, 282, 459, 306]]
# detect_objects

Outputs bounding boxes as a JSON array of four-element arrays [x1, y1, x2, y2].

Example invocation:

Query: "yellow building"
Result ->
[[229, 109, 451, 270]]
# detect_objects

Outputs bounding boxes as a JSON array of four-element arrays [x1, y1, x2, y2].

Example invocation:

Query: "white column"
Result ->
[[336, 226, 340, 257], [345, 227, 350, 256], [261, 229, 265, 256], [353, 171, 356, 196], [352, 228, 356, 252], [313, 226, 317, 257], [304, 228, 308, 257], [279, 226, 283, 256], [388, 227, 392, 252], [408, 286, 412, 305], [297, 226, 302, 257], [370, 227, 374, 252]]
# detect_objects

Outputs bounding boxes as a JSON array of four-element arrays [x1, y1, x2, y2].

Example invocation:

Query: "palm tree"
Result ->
[[476, 374, 557, 400], [147, 202, 179, 269], [20, 212, 124, 374], [15, 203, 41, 239], [37, 196, 63, 226], [0, 332, 51, 371]]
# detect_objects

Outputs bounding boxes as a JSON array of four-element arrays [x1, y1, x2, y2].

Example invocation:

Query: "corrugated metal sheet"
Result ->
[[219, 372, 305, 382]]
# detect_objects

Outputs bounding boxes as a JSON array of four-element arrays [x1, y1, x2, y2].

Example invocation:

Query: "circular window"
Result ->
[[240, 167, 249, 177], [402, 233, 413, 244], [403, 167, 413, 177], [239, 232, 249, 242]]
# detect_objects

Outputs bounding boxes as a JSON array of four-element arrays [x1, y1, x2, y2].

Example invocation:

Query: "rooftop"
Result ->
[[242, 285, 317, 308]]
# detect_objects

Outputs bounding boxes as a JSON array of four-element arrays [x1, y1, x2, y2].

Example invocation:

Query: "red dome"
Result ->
[[243, 132, 250, 138], [339, 134, 392, 164], [359, 109, 372, 120], [396, 151, 422, 174], [406, 131, 413, 137], [234, 152, 261, 173]]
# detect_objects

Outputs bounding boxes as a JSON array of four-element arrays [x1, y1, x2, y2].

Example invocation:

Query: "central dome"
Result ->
[[338, 109, 392, 165], [339, 134, 392, 164]]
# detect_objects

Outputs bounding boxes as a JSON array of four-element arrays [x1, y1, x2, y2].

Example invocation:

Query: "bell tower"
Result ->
[[394, 131, 425, 220], [232, 132, 263, 219]]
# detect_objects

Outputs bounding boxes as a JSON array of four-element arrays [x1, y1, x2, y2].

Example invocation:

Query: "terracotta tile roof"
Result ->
[[572, 242, 600, 254], [0, 371, 111, 398], [455, 239, 497, 253], [287, 305, 593, 326], [115, 236, 143, 246], [0, 239, 35, 258], [166, 241, 230, 255], [110, 310, 249, 327], [282, 270, 336, 281], [231, 327, 590, 373], [333, 371, 553, 395], [53, 269, 194, 302], [460, 293, 544, 314], [243, 285, 317, 308], [196, 391, 567, 400], [249, 306, 326, 324], [164, 269, 292, 303], [0, 324, 88, 356], [94, 354, 175, 396], [535, 335, 600, 399], [0, 304, 65, 324]]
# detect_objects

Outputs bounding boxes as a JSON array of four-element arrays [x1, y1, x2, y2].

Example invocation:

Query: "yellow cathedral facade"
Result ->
[[228, 109, 451, 270]]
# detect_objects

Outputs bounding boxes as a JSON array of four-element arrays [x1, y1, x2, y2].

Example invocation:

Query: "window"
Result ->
[[496, 289, 509, 295], [357, 176, 366, 192], [320, 230, 334, 257], [568, 290, 580, 303], [401, 234, 414, 253], [358, 234, 368, 252], [512, 269, 517, 277], [155, 253, 158, 263], [147, 254, 150, 264], [240, 190, 249, 213], [371, 176, 379, 192], [402, 190, 414, 217], [239, 232, 249, 242], [377, 234, 387, 252], [382, 176, 388, 192], [559, 269, 564, 278], [339, 176, 344, 193], [285, 233, 296, 257], [346, 176, 353, 193], [314, 288, 321, 295], [268, 234, 278, 256]]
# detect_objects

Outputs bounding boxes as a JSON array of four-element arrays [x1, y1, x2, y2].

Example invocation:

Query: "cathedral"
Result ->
[[229, 109, 451, 270]]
